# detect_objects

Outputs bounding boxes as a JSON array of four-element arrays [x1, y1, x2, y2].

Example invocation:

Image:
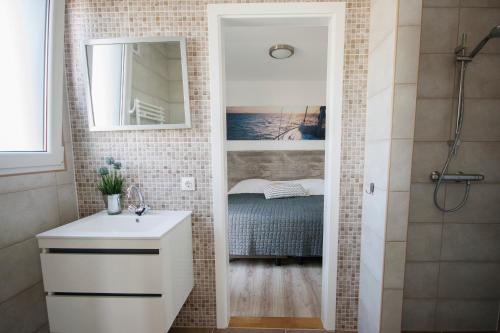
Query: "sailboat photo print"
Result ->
[[226, 106, 326, 141]]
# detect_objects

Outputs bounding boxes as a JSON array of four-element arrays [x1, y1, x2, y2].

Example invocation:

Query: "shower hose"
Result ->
[[432, 59, 471, 213]]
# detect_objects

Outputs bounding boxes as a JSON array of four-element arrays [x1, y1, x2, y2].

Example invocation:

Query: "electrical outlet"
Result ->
[[181, 177, 196, 191]]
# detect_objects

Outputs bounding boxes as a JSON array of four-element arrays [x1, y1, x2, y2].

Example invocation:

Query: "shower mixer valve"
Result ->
[[430, 171, 484, 183]]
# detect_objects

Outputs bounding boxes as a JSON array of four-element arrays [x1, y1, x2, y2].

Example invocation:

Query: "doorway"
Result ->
[[208, 3, 346, 330]]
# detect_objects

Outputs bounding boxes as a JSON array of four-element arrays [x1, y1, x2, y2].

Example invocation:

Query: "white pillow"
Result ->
[[288, 179, 324, 195], [263, 182, 308, 199], [228, 179, 271, 194]]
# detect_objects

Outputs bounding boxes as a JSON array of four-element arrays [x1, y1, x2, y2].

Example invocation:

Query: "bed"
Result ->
[[228, 179, 324, 258]]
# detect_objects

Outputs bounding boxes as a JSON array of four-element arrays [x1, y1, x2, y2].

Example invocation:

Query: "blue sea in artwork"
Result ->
[[227, 111, 325, 140]]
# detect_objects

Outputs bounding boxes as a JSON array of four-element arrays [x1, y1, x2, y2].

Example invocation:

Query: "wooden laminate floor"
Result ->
[[229, 259, 322, 317]]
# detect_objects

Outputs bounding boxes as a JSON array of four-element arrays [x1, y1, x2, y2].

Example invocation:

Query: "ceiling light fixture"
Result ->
[[269, 44, 294, 59]]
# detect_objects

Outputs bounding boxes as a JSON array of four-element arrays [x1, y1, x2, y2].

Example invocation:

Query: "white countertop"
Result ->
[[37, 210, 191, 240]]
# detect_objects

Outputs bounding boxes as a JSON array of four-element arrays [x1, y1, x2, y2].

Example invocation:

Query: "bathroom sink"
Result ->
[[37, 210, 191, 239]]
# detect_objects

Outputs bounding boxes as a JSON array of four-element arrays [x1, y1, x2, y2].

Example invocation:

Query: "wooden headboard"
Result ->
[[227, 150, 325, 189]]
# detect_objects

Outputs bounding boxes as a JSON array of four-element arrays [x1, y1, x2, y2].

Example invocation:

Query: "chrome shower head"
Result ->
[[468, 24, 500, 58], [488, 25, 500, 38]]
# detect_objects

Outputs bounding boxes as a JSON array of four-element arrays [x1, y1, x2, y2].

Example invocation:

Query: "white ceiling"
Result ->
[[224, 25, 328, 81]]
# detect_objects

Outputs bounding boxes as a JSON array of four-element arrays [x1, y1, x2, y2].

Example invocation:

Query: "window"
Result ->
[[0, 0, 65, 175]]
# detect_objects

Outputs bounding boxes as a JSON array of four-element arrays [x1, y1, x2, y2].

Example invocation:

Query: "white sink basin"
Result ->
[[37, 210, 191, 239]]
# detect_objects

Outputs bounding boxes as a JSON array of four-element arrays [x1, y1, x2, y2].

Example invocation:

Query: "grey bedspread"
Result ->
[[228, 193, 324, 257]]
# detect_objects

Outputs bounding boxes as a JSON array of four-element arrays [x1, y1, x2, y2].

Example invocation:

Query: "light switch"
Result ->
[[181, 177, 196, 191]]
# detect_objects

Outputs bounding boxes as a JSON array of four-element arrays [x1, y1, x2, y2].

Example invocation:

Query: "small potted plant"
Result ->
[[97, 157, 124, 215]]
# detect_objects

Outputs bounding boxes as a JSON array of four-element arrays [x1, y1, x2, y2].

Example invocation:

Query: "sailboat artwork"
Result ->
[[226, 106, 326, 141]]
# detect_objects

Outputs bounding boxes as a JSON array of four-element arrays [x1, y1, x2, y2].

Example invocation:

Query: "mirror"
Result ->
[[84, 37, 191, 131]]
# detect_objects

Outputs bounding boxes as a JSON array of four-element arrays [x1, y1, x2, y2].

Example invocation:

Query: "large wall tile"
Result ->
[[411, 141, 449, 183], [461, 99, 500, 140], [441, 223, 500, 261], [435, 300, 500, 331], [369, 0, 398, 52], [409, 183, 444, 222], [392, 84, 417, 139], [386, 191, 410, 241], [358, 263, 383, 333], [366, 88, 394, 141], [364, 140, 391, 191], [418, 54, 455, 98], [404, 262, 439, 298], [438, 262, 500, 298], [420, 7, 459, 53], [450, 141, 500, 182], [444, 184, 500, 223], [0, 173, 56, 196], [0, 238, 42, 303], [389, 139, 413, 191], [0, 187, 60, 249], [380, 289, 403, 333], [422, 0, 459, 7], [360, 228, 385, 282], [57, 184, 79, 225], [406, 223, 442, 261], [362, 188, 388, 239], [398, 0, 422, 26], [414, 99, 453, 141], [459, 8, 500, 54], [402, 299, 437, 331], [466, 54, 500, 98], [368, 32, 397, 98], [395, 26, 421, 84], [0, 283, 47, 333], [461, 0, 500, 7], [383, 242, 406, 289]]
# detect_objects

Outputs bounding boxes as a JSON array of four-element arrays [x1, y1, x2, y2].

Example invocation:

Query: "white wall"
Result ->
[[226, 80, 326, 106]]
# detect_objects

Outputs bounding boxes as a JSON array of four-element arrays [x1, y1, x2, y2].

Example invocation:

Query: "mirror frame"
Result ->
[[83, 36, 192, 131]]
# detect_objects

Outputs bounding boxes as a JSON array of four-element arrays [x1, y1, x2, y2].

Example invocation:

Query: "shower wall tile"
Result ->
[[460, 0, 500, 8], [414, 98, 453, 141], [402, 299, 437, 331], [460, 99, 500, 140], [444, 183, 500, 223], [422, 0, 459, 8], [380, 289, 403, 333], [391, 84, 417, 139], [459, 8, 500, 54], [388, 139, 413, 191], [395, 26, 421, 84], [360, 228, 385, 282], [417, 54, 455, 98], [406, 223, 442, 261], [369, 0, 398, 52], [367, 32, 397, 97], [438, 262, 500, 298], [411, 141, 449, 183], [386, 191, 410, 241], [465, 54, 500, 98], [398, 0, 422, 26], [420, 8, 459, 53], [403, 262, 439, 298], [435, 300, 500, 332], [358, 262, 383, 333], [366, 88, 393, 141], [409, 183, 444, 222], [441, 223, 500, 261], [382, 242, 406, 289], [450, 141, 500, 182], [364, 140, 391, 191], [362, 188, 389, 239]]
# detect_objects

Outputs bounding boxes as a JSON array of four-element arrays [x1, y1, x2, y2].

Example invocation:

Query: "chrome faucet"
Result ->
[[126, 185, 150, 216]]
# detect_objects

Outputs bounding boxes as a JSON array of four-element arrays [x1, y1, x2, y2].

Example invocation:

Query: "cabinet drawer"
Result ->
[[41, 253, 161, 294], [46, 295, 165, 333]]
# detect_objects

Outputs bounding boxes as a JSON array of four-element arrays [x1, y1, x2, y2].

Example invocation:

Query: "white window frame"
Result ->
[[0, 0, 65, 176]]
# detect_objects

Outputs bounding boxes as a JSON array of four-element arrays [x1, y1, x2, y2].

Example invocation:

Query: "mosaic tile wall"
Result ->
[[64, 0, 369, 330]]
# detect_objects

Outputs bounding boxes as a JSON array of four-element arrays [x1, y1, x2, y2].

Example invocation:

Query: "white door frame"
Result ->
[[208, 3, 346, 330]]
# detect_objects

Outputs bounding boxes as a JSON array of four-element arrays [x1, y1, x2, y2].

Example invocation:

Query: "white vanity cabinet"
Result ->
[[37, 211, 194, 333]]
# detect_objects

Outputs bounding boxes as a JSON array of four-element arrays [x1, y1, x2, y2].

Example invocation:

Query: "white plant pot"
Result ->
[[107, 194, 121, 215]]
